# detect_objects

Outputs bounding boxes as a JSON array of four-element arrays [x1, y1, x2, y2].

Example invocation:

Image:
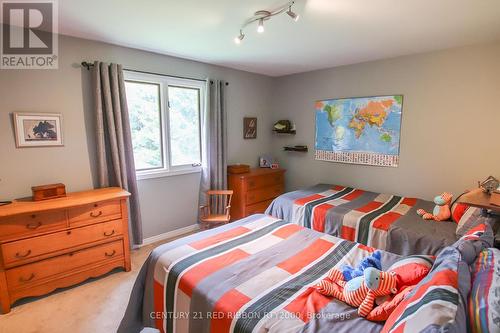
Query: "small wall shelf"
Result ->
[[273, 129, 296, 135], [283, 145, 308, 152]]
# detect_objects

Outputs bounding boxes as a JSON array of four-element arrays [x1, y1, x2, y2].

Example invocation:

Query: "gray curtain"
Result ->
[[92, 61, 143, 246], [199, 80, 228, 208]]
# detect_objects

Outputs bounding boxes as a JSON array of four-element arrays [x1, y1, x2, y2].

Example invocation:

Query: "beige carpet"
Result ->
[[0, 237, 184, 333]]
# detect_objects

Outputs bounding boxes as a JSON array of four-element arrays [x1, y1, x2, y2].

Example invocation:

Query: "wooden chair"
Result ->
[[199, 190, 233, 229]]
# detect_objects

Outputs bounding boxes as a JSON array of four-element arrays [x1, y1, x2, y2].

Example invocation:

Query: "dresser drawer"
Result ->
[[246, 172, 284, 190], [68, 200, 122, 226], [0, 211, 67, 241], [245, 199, 274, 216], [1, 219, 123, 267], [246, 184, 284, 205], [5, 240, 124, 289]]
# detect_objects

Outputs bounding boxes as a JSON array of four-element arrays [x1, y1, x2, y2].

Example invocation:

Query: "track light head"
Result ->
[[287, 6, 300, 22], [234, 30, 245, 44], [257, 18, 265, 33]]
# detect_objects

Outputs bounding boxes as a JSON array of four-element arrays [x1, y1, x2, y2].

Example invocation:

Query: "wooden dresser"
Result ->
[[228, 168, 285, 221], [0, 187, 131, 314]]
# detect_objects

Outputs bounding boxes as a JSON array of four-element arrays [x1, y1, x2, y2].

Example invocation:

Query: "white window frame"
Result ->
[[124, 71, 205, 180]]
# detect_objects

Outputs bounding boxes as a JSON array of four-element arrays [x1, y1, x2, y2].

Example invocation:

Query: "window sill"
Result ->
[[136, 167, 202, 181]]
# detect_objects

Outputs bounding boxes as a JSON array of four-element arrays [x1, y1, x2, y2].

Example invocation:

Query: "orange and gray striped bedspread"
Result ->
[[118, 214, 402, 333], [265, 184, 458, 255]]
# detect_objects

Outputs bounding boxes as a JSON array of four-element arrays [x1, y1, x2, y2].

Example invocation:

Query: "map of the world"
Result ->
[[315, 95, 403, 167]]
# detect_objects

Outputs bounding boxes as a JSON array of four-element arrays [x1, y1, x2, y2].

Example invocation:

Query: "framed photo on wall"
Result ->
[[243, 117, 257, 139], [13, 112, 64, 148]]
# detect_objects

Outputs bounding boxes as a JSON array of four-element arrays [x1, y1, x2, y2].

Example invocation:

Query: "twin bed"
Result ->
[[265, 184, 459, 255], [119, 184, 498, 333], [119, 214, 402, 333]]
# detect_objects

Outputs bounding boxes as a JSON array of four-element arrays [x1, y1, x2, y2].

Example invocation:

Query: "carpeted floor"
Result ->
[[0, 236, 187, 333]]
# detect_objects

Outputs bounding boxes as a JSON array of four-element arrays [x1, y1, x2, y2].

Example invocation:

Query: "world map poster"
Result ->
[[315, 95, 403, 167]]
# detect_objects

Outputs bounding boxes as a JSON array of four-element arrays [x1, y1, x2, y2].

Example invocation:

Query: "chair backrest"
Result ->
[[207, 190, 233, 216]]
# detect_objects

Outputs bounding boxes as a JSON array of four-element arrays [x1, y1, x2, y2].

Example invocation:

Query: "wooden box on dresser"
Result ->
[[0, 187, 131, 314], [228, 168, 285, 221]]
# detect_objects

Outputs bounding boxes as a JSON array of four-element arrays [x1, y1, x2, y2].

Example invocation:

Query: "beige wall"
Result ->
[[270, 42, 500, 200], [1, 35, 499, 239], [0, 35, 274, 238]]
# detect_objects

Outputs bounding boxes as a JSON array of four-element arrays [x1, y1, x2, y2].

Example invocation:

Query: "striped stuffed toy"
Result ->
[[316, 267, 398, 317], [416, 192, 453, 221]]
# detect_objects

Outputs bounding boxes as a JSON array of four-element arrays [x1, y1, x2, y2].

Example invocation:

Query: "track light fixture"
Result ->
[[234, 30, 245, 44], [234, 1, 300, 44], [257, 18, 265, 33], [286, 6, 300, 22]]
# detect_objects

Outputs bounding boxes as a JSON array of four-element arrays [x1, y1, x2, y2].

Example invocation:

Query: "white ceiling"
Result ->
[[55, 1, 500, 76]]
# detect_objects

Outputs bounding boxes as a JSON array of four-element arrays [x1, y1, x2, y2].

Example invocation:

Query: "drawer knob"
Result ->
[[105, 250, 116, 257], [104, 230, 115, 237], [19, 273, 35, 283], [26, 221, 42, 230], [15, 249, 32, 258], [90, 211, 103, 218]]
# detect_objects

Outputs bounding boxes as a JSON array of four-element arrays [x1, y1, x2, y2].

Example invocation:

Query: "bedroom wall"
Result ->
[[270, 42, 500, 200], [0, 35, 274, 239]]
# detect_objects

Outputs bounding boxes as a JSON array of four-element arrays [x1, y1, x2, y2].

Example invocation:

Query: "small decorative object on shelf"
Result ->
[[284, 145, 308, 152], [273, 120, 296, 134], [32, 183, 66, 201], [228, 164, 250, 174]]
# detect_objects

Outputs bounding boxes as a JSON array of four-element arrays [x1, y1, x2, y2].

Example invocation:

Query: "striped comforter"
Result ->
[[118, 214, 402, 333], [265, 184, 458, 255]]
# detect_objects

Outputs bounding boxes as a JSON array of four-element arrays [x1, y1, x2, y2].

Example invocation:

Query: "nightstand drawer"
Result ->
[[6, 240, 124, 289], [1, 219, 123, 267], [246, 184, 284, 205], [245, 172, 284, 190], [0, 211, 67, 241], [68, 200, 121, 226]]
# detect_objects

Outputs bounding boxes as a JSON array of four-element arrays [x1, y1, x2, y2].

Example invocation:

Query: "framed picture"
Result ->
[[13, 112, 64, 148], [243, 117, 257, 139], [315, 95, 403, 167]]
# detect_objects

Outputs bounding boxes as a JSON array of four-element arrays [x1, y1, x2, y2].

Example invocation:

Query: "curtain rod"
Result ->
[[81, 61, 229, 86]]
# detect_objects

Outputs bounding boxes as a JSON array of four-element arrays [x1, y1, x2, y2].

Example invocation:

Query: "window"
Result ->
[[124, 71, 204, 179]]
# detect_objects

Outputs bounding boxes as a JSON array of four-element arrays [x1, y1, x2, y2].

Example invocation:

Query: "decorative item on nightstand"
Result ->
[[478, 176, 500, 194]]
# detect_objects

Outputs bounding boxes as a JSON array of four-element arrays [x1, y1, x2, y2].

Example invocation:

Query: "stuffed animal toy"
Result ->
[[340, 250, 382, 281], [316, 267, 398, 317], [417, 192, 453, 221]]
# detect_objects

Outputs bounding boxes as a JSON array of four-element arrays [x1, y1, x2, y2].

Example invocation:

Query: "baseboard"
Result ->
[[141, 224, 200, 247]]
